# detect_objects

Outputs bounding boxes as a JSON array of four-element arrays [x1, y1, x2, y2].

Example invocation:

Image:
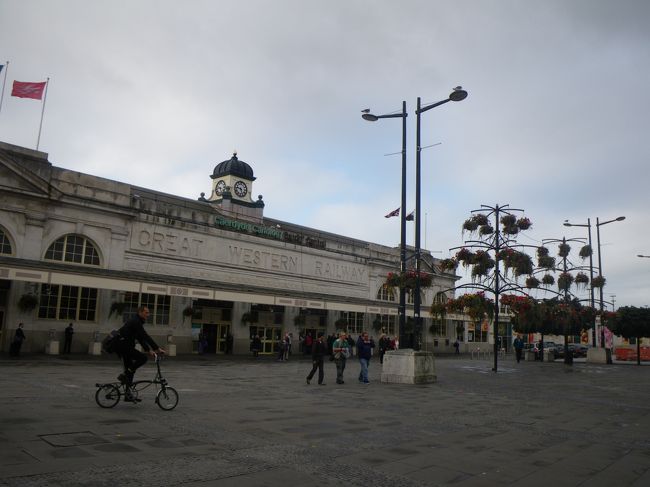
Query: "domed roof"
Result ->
[[211, 152, 256, 180]]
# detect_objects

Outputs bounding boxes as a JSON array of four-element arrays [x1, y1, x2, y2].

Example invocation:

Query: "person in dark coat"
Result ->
[[116, 307, 165, 400], [251, 335, 262, 357], [306, 332, 328, 385], [10, 323, 26, 357], [63, 323, 74, 354], [356, 331, 375, 384]]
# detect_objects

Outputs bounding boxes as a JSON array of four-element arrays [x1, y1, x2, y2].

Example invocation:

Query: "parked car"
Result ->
[[569, 343, 589, 357], [554, 343, 589, 358]]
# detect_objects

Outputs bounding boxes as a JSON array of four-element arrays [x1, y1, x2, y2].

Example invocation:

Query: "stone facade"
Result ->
[[0, 141, 458, 354]]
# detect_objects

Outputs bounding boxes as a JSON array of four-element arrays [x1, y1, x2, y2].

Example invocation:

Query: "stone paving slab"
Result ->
[[0, 353, 649, 486]]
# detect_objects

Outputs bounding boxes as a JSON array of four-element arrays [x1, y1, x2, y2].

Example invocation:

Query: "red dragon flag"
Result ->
[[384, 207, 400, 218], [11, 81, 47, 100], [405, 211, 414, 221]]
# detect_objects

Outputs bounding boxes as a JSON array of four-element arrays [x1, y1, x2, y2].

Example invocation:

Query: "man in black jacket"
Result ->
[[306, 332, 327, 385], [117, 307, 165, 399]]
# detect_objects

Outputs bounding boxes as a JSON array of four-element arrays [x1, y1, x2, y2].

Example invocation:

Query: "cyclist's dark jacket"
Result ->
[[118, 314, 159, 352]]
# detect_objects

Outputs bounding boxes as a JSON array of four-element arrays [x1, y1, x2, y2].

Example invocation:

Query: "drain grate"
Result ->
[[40, 431, 108, 447]]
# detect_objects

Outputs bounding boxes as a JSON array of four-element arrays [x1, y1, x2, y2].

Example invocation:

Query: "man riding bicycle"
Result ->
[[116, 306, 166, 401]]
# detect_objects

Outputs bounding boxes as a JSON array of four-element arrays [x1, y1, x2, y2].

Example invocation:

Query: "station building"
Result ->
[[0, 141, 470, 355]]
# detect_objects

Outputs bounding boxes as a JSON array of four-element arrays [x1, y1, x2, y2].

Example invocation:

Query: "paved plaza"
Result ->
[[0, 352, 648, 487]]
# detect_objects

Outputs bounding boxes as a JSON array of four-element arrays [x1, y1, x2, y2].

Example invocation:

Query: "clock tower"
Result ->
[[203, 152, 265, 221]]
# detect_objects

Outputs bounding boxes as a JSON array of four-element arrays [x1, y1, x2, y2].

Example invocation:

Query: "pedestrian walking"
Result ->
[[513, 333, 524, 363], [332, 331, 351, 384], [9, 323, 26, 357], [356, 331, 375, 384], [63, 323, 74, 354], [251, 334, 262, 357], [306, 332, 327, 385], [453, 339, 460, 355]]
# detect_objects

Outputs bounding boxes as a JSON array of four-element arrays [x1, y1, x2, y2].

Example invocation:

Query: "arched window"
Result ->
[[376, 284, 396, 302], [44, 235, 100, 266], [0, 227, 13, 255], [39, 235, 100, 321]]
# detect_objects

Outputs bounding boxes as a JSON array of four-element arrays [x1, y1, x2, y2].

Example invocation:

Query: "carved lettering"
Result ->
[[313, 260, 366, 284]]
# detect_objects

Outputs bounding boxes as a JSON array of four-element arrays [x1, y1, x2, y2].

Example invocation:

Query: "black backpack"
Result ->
[[101, 330, 123, 354]]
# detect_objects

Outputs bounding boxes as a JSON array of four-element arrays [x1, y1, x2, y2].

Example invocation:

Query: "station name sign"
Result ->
[[215, 217, 326, 250], [215, 217, 283, 239]]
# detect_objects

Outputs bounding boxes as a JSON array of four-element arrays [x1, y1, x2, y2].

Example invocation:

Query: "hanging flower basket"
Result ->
[[516, 217, 532, 230], [538, 255, 556, 270], [525, 276, 540, 288], [541, 274, 555, 286], [108, 301, 126, 319], [537, 246, 549, 257], [385, 271, 433, 290], [439, 258, 458, 273], [470, 250, 495, 279], [503, 225, 519, 235], [471, 213, 489, 226], [574, 273, 589, 286], [386, 272, 401, 287], [242, 312, 258, 325], [182, 306, 195, 322], [591, 276, 606, 288], [558, 243, 571, 257], [462, 218, 479, 233], [513, 253, 534, 277], [479, 224, 494, 236], [579, 245, 592, 259], [558, 272, 574, 291], [18, 293, 39, 313], [500, 214, 516, 227], [455, 248, 474, 267]]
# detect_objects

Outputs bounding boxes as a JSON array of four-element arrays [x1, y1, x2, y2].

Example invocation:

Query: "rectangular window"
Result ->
[[430, 319, 446, 336], [123, 292, 170, 325], [38, 284, 97, 322], [341, 311, 365, 334]]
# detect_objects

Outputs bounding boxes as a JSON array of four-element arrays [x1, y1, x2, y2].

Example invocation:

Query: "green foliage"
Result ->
[[611, 306, 650, 340], [18, 294, 39, 313]]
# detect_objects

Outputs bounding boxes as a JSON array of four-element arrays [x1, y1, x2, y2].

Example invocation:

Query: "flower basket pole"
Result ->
[[445, 204, 542, 373]]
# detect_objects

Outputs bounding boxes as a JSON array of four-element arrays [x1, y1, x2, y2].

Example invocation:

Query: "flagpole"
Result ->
[[0, 61, 8, 115], [36, 77, 49, 150]]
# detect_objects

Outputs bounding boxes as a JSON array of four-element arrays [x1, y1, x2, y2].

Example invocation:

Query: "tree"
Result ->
[[611, 306, 650, 366]]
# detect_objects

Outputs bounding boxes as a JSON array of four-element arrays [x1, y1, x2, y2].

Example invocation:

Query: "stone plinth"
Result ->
[[88, 342, 102, 355], [381, 349, 436, 384], [167, 344, 177, 357], [587, 347, 607, 364], [45, 341, 59, 355]]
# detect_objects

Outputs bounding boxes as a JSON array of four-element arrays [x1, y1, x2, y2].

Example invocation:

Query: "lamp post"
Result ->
[[414, 87, 468, 350], [563, 218, 596, 345], [362, 103, 408, 345], [363, 87, 467, 350], [638, 254, 650, 258], [595, 216, 625, 352]]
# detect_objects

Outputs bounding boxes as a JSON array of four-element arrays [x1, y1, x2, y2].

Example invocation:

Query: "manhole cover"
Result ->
[[40, 431, 108, 447]]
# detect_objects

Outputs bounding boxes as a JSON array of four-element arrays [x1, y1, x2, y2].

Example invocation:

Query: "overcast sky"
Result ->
[[1, 0, 649, 308]]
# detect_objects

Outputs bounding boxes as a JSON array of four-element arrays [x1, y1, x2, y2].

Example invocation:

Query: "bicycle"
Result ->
[[95, 353, 179, 410]]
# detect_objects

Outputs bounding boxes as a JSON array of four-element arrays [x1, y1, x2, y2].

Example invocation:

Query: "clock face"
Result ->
[[215, 180, 226, 196], [234, 180, 248, 197]]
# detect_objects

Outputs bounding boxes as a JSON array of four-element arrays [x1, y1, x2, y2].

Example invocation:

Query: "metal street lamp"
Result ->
[[563, 218, 596, 345], [595, 216, 625, 352], [363, 87, 467, 350], [414, 87, 468, 350], [362, 102, 408, 345]]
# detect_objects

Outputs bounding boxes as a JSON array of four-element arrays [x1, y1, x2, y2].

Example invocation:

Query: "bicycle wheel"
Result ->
[[95, 384, 120, 408], [156, 386, 179, 410]]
